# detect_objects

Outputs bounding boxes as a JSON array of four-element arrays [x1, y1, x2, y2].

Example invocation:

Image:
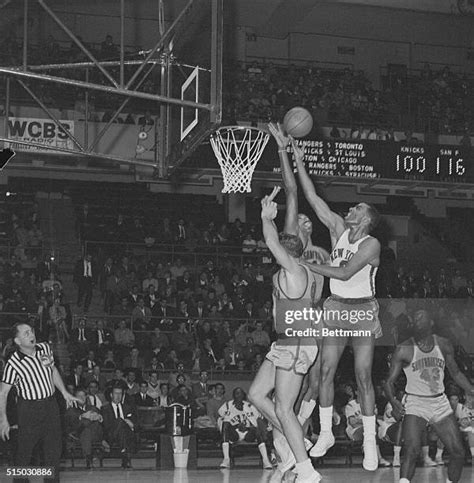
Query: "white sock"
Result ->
[[222, 442, 230, 460], [436, 448, 443, 459], [362, 415, 376, 440], [399, 479, 410, 483], [470, 447, 474, 457], [258, 442, 269, 462], [422, 445, 430, 459], [394, 446, 401, 458], [298, 399, 316, 424], [295, 458, 314, 477], [319, 406, 333, 433]]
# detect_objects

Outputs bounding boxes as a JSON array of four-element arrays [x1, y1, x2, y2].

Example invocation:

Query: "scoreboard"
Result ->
[[263, 139, 473, 183]]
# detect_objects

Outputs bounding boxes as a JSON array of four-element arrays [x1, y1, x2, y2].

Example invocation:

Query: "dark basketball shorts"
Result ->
[[322, 295, 382, 339]]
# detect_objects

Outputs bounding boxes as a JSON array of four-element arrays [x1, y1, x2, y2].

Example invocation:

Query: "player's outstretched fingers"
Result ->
[[267, 186, 281, 202]]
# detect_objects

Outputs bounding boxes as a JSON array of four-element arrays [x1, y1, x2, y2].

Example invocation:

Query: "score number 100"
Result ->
[[396, 155, 465, 177]]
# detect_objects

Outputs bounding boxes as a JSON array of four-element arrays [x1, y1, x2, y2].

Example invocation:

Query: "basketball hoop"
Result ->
[[210, 126, 270, 193]]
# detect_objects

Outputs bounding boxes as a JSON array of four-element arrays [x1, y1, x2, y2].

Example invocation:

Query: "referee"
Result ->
[[0, 322, 78, 482]]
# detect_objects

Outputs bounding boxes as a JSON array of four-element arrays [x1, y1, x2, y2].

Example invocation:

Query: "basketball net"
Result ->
[[210, 126, 270, 193]]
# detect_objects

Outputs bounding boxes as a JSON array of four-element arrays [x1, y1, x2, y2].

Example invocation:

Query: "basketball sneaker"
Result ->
[[435, 455, 445, 465], [220, 458, 231, 468], [309, 431, 335, 457], [295, 469, 322, 483], [362, 437, 378, 471], [423, 456, 437, 467]]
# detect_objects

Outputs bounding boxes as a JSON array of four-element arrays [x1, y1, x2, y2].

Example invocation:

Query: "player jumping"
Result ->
[[385, 307, 474, 483], [268, 122, 329, 429], [248, 187, 322, 483], [293, 139, 382, 470]]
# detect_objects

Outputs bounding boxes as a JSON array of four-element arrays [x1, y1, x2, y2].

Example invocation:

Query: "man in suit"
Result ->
[[87, 380, 107, 409], [189, 299, 208, 320], [74, 253, 95, 312], [151, 298, 176, 329], [144, 285, 159, 311], [128, 285, 141, 307], [37, 254, 59, 282], [85, 365, 107, 392], [65, 387, 103, 468], [91, 320, 114, 355], [101, 386, 137, 468], [134, 381, 155, 407], [192, 370, 210, 417], [99, 257, 114, 298], [131, 298, 152, 330], [66, 363, 86, 389], [81, 350, 98, 374], [105, 270, 127, 315]]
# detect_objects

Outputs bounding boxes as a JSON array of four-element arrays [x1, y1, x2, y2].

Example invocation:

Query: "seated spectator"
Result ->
[[106, 369, 128, 397], [171, 321, 194, 361], [134, 381, 155, 407], [150, 327, 169, 355], [81, 350, 98, 374], [197, 320, 216, 346], [112, 297, 133, 318], [124, 370, 139, 396], [131, 298, 152, 330], [142, 271, 159, 293], [66, 363, 86, 389], [173, 384, 198, 415], [123, 347, 145, 373], [171, 374, 189, 400], [168, 362, 191, 388], [147, 355, 164, 372], [87, 380, 106, 410], [157, 383, 172, 408], [144, 285, 159, 311], [91, 320, 114, 354], [48, 297, 69, 343], [170, 258, 187, 280], [242, 234, 257, 254], [100, 34, 118, 60], [102, 349, 117, 370], [101, 386, 136, 469], [114, 320, 135, 350], [217, 387, 271, 469], [65, 387, 103, 469], [192, 370, 211, 417], [251, 321, 270, 350], [146, 371, 162, 401], [85, 364, 106, 391], [207, 382, 227, 427]]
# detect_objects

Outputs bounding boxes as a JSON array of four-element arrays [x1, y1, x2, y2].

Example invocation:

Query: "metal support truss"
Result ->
[[0, 0, 216, 170]]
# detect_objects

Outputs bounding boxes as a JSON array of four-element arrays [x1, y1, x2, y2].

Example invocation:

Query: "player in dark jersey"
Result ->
[[385, 308, 474, 483], [268, 122, 328, 431], [249, 187, 321, 483]]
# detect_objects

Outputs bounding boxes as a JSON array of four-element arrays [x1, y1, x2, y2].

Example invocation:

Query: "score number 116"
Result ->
[[396, 155, 465, 177]]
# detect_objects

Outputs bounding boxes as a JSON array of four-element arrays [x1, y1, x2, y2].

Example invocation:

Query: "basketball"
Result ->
[[283, 107, 313, 138]]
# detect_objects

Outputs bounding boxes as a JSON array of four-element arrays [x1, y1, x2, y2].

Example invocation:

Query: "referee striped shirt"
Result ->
[[1, 342, 55, 400]]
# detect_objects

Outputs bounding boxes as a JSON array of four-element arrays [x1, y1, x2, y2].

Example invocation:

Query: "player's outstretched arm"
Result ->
[[307, 237, 380, 280], [261, 187, 298, 273], [384, 345, 407, 420], [268, 123, 297, 236], [440, 337, 474, 395], [292, 138, 345, 240]]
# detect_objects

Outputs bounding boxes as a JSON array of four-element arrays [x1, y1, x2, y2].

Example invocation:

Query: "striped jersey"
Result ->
[[2, 342, 55, 400], [404, 336, 445, 396], [330, 229, 377, 298]]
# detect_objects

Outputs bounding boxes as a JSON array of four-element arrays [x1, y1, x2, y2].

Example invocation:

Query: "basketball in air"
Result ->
[[283, 107, 313, 138]]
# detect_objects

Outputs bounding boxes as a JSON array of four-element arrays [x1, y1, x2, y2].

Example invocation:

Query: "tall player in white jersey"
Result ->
[[292, 139, 383, 471], [385, 308, 474, 483], [268, 123, 329, 429]]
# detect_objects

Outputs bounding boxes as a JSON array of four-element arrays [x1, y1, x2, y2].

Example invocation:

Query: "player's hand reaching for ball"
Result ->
[[290, 137, 305, 164], [261, 186, 280, 221], [268, 122, 289, 150]]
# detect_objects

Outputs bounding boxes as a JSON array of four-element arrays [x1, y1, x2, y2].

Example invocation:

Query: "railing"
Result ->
[[84, 240, 274, 270]]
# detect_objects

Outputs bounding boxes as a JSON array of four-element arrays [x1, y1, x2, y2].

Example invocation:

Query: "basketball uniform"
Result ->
[[403, 336, 452, 423], [217, 400, 260, 434], [266, 263, 321, 375], [324, 228, 382, 337]]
